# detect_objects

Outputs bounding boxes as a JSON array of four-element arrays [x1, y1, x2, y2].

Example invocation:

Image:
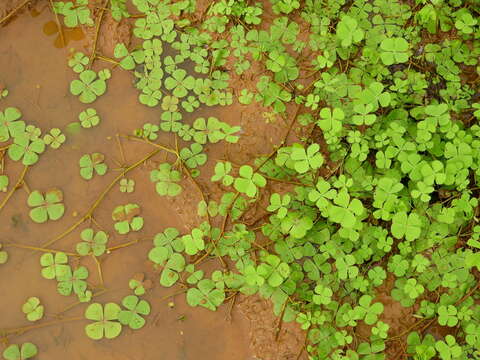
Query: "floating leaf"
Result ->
[[22, 297, 44, 322], [118, 295, 150, 330], [85, 303, 122, 340], [2, 343, 37, 360], [112, 203, 144, 235], [27, 189, 65, 223], [76, 228, 108, 256], [79, 153, 107, 180]]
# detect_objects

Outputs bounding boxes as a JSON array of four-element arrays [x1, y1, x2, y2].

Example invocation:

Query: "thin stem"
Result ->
[[95, 54, 120, 66], [116, 133, 127, 165], [0, 165, 28, 214], [158, 289, 187, 302], [1, 316, 83, 338], [57, 289, 108, 315], [0, 0, 30, 25], [120, 134, 178, 155], [41, 149, 159, 249], [48, 0, 65, 47], [92, 255, 104, 287], [89, 0, 109, 67], [4, 243, 78, 256], [107, 238, 144, 252]]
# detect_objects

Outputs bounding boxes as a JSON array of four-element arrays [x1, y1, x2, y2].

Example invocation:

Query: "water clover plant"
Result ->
[[119, 178, 135, 193], [112, 203, 144, 235], [128, 273, 152, 296], [78, 108, 101, 128], [179, 143, 207, 169], [68, 52, 89, 73], [380, 37, 410, 65], [0, 107, 24, 142], [70, 70, 108, 104], [150, 163, 182, 196], [164, 69, 195, 98], [27, 189, 65, 223], [43, 128, 65, 149], [53, 0, 94, 27], [57, 266, 89, 296], [2, 343, 37, 360], [186, 279, 225, 311], [8, 134, 45, 166], [2, 0, 479, 358], [76, 228, 108, 256], [22, 297, 44, 322], [234, 165, 266, 198], [79, 153, 107, 180], [84, 303, 122, 340], [118, 295, 150, 330], [40, 252, 69, 280]]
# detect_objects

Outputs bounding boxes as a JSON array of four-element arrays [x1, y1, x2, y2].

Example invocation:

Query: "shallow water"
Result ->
[[0, 8, 252, 360]]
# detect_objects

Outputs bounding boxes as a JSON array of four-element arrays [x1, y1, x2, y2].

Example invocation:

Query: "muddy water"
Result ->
[[0, 8, 252, 360]]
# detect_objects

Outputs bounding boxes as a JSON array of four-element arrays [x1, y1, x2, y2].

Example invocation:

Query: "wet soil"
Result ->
[[0, 4, 307, 360]]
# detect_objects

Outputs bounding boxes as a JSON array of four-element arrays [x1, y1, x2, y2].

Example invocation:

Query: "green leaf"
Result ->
[[391, 212, 422, 241]]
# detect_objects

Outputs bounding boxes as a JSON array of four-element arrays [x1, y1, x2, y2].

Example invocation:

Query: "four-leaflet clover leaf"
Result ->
[[54, 0, 94, 27], [57, 266, 88, 296], [150, 163, 182, 196], [84, 302, 122, 340], [164, 69, 195, 98], [257, 254, 290, 287], [119, 178, 135, 193], [112, 203, 144, 235], [118, 295, 151, 330], [403, 278, 424, 299], [328, 188, 364, 229], [40, 252, 70, 280], [27, 189, 65, 223], [182, 228, 205, 256], [43, 128, 65, 149], [8, 134, 45, 165], [290, 143, 324, 174], [129, 273, 152, 296], [22, 297, 44, 322], [356, 295, 384, 325], [312, 284, 333, 305], [70, 70, 107, 104], [186, 279, 225, 311], [78, 108, 101, 128], [234, 165, 266, 197], [76, 228, 108, 256], [211, 161, 234, 186], [179, 143, 207, 169], [68, 51, 89, 73], [391, 212, 422, 241], [317, 107, 344, 133], [380, 37, 410, 65], [0, 107, 25, 142], [2, 343, 37, 360], [267, 193, 291, 219], [435, 335, 462, 360], [79, 153, 108, 180], [336, 15, 364, 47], [437, 305, 458, 327]]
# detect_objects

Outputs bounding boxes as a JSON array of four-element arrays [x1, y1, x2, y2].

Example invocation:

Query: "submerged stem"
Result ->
[[41, 149, 159, 249], [4, 243, 78, 256], [0, 165, 28, 214], [1, 316, 83, 338], [0, 0, 31, 25]]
